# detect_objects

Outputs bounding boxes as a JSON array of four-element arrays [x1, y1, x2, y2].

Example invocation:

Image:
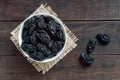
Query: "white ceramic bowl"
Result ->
[[18, 13, 67, 63]]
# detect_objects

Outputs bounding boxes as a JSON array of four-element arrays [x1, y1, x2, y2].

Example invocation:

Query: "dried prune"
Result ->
[[80, 53, 94, 65], [29, 26, 36, 35], [44, 16, 54, 23], [36, 30, 51, 45], [22, 36, 31, 44], [48, 40, 54, 49], [96, 34, 111, 45], [37, 43, 52, 57], [56, 22, 62, 31], [56, 30, 65, 41], [24, 16, 36, 30], [30, 31, 37, 45], [22, 30, 28, 41], [22, 30, 28, 37], [52, 41, 63, 56], [21, 44, 37, 52], [36, 15, 46, 29], [48, 20, 56, 37], [29, 51, 45, 61], [87, 38, 96, 53]]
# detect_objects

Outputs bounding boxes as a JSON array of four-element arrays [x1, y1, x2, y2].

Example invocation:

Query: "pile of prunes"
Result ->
[[21, 15, 65, 61], [80, 34, 111, 66]]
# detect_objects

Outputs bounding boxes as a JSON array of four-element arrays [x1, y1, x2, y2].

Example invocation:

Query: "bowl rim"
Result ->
[[18, 13, 67, 63]]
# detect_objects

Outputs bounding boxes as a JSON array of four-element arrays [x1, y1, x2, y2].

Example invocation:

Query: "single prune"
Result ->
[[87, 38, 96, 53], [22, 30, 28, 37], [48, 40, 54, 49], [24, 16, 36, 30], [29, 26, 36, 35], [29, 51, 45, 61], [44, 16, 54, 23], [21, 44, 37, 52], [96, 34, 111, 45], [52, 41, 64, 56], [31, 16, 37, 22], [23, 20, 31, 30], [80, 53, 94, 65], [56, 30, 65, 41], [56, 22, 62, 31], [37, 43, 52, 57], [22, 36, 30, 44], [36, 30, 51, 45], [30, 31, 37, 45], [22, 30, 28, 40], [36, 15, 46, 29], [47, 20, 57, 38]]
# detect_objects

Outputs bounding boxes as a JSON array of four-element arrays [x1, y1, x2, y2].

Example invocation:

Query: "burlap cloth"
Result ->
[[10, 4, 78, 74]]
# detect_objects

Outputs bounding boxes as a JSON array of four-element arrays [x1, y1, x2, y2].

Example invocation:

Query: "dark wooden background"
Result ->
[[1, 0, 120, 80]]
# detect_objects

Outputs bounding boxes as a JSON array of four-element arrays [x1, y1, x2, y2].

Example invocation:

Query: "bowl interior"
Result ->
[[18, 13, 67, 63]]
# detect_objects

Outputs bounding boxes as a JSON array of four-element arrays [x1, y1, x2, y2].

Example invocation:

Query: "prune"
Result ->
[[22, 30, 28, 37], [44, 16, 54, 23], [29, 26, 36, 35], [30, 31, 37, 45], [87, 38, 96, 53], [96, 34, 111, 45], [24, 16, 36, 30], [48, 40, 54, 49], [22, 36, 31, 44], [80, 53, 94, 65], [36, 15, 46, 29], [21, 44, 37, 52], [56, 30, 65, 41], [29, 51, 45, 61], [36, 30, 51, 45], [56, 22, 62, 31], [22, 30, 28, 41], [52, 41, 64, 56], [37, 43, 52, 57], [47, 20, 57, 38]]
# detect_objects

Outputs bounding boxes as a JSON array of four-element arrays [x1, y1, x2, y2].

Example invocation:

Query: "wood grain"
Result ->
[[1, 0, 120, 80], [1, 0, 120, 20], [0, 55, 120, 80], [1, 21, 119, 56]]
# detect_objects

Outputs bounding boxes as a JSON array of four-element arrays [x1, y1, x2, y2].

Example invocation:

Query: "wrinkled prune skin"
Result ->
[[21, 44, 37, 52], [22, 30, 29, 43], [87, 38, 96, 53], [48, 20, 56, 37], [29, 51, 45, 61], [30, 31, 37, 45], [36, 30, 51, 45], [36, 15, 46, 29], [48, 40, 54, 49], [44, 16, 54, 23], [22, 30, 28, 38], [80, 53, 94, 65], [96, 34, 111, 45], [37, 43, 52, 57], [29, 26, 36, 35], [56, 22, 62, 31], [56, 30, 65, 41], [22, 36, 31, 44], [24, 16, 37, 30], [52, 41, 64, 56]]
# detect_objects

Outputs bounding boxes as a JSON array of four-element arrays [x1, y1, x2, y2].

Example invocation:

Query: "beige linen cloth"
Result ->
[[10, 4, 78, 74]]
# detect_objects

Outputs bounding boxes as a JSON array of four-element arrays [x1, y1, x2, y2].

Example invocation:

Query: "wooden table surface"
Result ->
[[1, 0, 120, 80]]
